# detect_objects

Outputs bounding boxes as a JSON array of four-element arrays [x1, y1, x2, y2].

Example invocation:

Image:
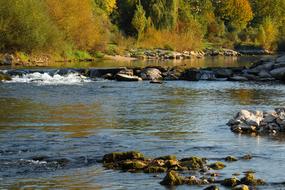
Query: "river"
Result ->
[[1, 56, 285, 190]]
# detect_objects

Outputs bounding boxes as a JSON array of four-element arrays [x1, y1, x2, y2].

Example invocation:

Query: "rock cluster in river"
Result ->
[[228, 108, 285, 134], [102, 151, 265, 188]]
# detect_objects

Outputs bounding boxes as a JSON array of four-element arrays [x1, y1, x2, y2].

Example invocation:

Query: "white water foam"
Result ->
[[7, 72, 91, 85]]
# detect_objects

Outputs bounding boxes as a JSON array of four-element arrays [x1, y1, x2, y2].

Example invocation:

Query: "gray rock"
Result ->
[[115, 74, 142, 82], [228, 108, 285, 134], [140, 68, 162, 80]]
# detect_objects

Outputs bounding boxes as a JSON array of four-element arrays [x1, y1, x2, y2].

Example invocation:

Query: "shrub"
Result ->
[[0, 0, 61, 52]]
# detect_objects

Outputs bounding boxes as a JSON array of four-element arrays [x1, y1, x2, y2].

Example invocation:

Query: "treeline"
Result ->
[[0, 0, 284, 56]]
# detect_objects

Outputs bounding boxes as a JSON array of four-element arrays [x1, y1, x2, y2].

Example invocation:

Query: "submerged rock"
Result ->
[[209, 162, 226, 170], [160, 171, 184, 186], [222, 177, 240, 187], [225, 156, 238, 162], [103, 151, 145, 163]]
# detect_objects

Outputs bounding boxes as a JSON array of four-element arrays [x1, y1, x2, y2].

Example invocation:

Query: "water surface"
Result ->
[[1, 58, 285, 190]]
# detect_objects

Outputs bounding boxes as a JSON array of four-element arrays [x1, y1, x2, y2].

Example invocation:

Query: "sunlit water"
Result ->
[[1, 57, 285, 190]]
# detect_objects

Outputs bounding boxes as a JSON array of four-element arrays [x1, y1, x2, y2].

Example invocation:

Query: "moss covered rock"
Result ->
[[209, 162, 226, 170], [185, 176, 209, 185], [233, 185, 250, 190], [242, 154, 252, 160], [144, 166, 167, 173], [121, 160, 147, 170], [155, 155, 177, 161], [165, 159, 179, 168], [180, 156, 206, 170], [221, 177, 240, 187], [160, 170, 184, 186], [240, 172, 265, 185], [103, 151, 144, 163]]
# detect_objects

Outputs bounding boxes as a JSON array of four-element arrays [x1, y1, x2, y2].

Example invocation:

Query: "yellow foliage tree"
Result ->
[[45, 0, 105, 50], [216, 0, 253, 31]]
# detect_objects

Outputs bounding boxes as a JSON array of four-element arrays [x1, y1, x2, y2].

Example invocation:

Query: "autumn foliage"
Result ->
[[0, 0, 284, 53]]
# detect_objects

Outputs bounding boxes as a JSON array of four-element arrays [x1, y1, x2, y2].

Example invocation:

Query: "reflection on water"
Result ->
[[2, 55, 270, 69], [1, 79, 285, 189]]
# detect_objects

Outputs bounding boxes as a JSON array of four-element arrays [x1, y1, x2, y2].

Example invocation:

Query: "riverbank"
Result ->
[[0, 47, 274, 67]]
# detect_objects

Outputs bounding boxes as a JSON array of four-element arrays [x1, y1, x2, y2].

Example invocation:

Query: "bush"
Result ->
[[0, 0, 61, 52], [45, 0, 109, 51]]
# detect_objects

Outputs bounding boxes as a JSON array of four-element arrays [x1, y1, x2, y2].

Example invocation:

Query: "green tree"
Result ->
[[132, 2, 147, 40], [257, 17, 278, 50], [214, 0, 253, 31], [0, 0, 60, 52]]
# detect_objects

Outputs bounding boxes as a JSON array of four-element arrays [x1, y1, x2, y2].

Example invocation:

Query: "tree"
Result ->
[[45, 0, 106, 50], [214, 0, 253, 31], [0, 0, 60, 52], [257, 17, 278, 50], [94, 0, 117, 15], [132, 2, 147, 40]]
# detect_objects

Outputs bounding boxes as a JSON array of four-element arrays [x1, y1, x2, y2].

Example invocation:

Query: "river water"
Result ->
[[1, 56, 285, 190]]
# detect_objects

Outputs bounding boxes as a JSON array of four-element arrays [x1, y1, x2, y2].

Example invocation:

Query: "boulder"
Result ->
[[140, 68, 162, 80], [115, 74, 142, 82]]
